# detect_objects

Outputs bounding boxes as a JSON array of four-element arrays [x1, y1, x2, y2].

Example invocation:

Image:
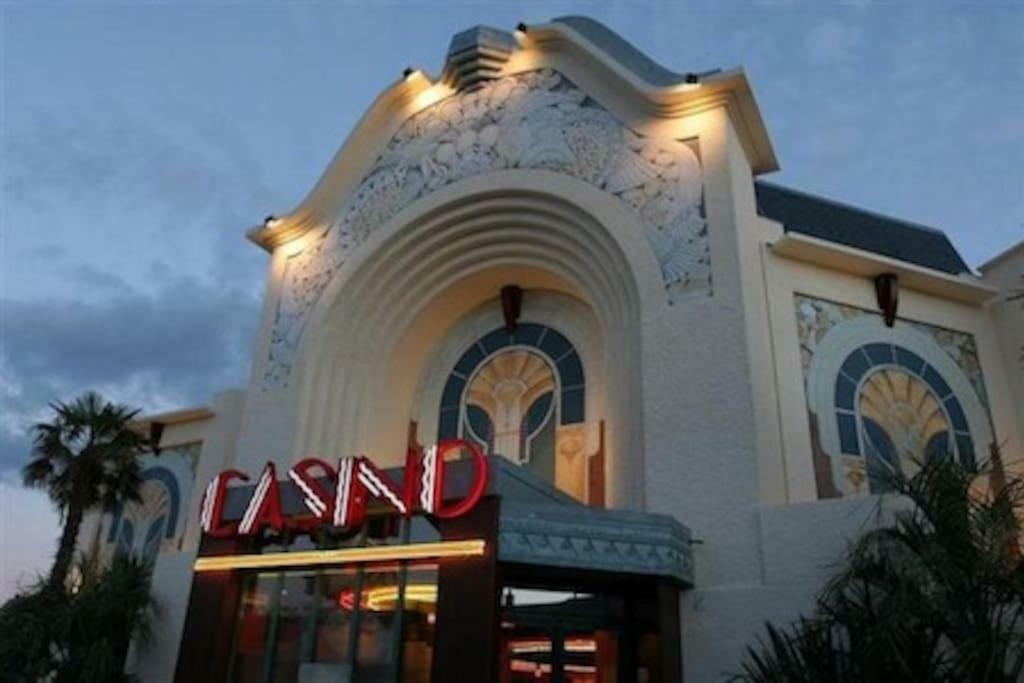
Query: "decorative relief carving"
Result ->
[[266, 69, 709, 387], [499, 501, 694, 585]]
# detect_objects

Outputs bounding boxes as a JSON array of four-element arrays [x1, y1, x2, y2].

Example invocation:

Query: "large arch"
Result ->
[[288, 170, 662, 508], [805, 313, 994, 496]]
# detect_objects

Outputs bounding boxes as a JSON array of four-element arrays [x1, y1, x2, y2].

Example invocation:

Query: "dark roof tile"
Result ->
[[755, 182, 970, 275]]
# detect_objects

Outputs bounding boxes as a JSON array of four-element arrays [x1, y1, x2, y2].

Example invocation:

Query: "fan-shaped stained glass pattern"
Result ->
[[465, 349, 555, 463], [107, 465, 181, 566], [438, 323, 587, 499], [833, 342, 974, 493]]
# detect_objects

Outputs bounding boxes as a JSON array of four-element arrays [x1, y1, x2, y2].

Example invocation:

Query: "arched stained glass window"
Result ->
[[107, 466, 181, 565], [438, 324, 586, 496], [834, 342, 974, 493]]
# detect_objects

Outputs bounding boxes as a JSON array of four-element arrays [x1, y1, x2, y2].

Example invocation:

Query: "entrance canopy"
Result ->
[[209, 455, 693, 587]]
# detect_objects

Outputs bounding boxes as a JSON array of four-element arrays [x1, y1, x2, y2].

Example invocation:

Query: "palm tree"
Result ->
[[733, 451, 1024, 682], [22, 392, 147, 590]]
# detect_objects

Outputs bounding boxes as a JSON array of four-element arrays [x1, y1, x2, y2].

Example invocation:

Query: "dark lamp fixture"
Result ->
[[516, 22, 528, 33], [501, 285, 523, 333], [403, 67, 416, 79], [684, 72, 699, 85], [149, 421, 165, 456], [874, 273, 899, 327]]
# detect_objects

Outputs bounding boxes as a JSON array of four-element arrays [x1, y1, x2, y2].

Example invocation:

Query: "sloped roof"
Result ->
[[755, 182, 971, 275], [552, 15, 704, 87]]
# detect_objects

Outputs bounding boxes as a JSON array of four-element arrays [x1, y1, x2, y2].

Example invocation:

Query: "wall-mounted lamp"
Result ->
[[681, 72, 702, 91], [264, 215, 278, 228], [149, 421, 165, 456], [501, 285, 523, 333], [516, 22, 528, 33], [403, 66, 417, 80], [875, 273, 899, 327]]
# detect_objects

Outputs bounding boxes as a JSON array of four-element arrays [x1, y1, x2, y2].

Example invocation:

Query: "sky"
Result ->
[[1, 0, 1022, 598]]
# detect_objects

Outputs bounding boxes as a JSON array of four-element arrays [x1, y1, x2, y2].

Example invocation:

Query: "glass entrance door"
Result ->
[[498, 586, 661, 683]]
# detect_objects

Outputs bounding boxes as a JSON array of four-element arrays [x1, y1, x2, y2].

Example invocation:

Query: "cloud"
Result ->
[[3, 104, 275, 297], [0, 276, 260, 473]]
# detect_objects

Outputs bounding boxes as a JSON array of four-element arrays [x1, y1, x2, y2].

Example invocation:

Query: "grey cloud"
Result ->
[[4, 105, 278, 289], [62, 264, 129, 292], [0, 276, 260, 472]]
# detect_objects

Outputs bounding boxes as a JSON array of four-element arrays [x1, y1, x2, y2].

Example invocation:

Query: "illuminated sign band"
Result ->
[[200, 439, 488, 538]]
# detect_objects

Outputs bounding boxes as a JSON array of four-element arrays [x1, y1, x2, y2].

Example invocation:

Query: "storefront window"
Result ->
[[231, 573, 278, 682], [228, 563, 438, 683], [355, 567, 401, 681], [400, 566, 438, 683]]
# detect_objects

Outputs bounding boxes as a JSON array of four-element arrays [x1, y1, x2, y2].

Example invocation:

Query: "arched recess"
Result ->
[[288, 170, 662, 509], [414, 291, 604, 502], [805, 314, 993, 497]]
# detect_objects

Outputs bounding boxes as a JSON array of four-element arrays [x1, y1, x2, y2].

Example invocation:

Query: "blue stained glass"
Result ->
[[440, 375, 465, 410], [863, 418, 899, 493], [944, 397, 968, 432], [835, 373, 857, 410], [522, 393, 554, 437], [956, 434, 976, 466], [561, 387, 585, 424], [837, 413, 860, 454], [454, 344, 486, 376], [480, 328, 510, 354], [538, 329, 573, 361], [438, 407, 459, 440], [922, 365, 953, 399], [864, 343, 895, 365], [840, 349, 871, 382], [116, 520, 135, 558], [894, 347, 926, 374], [557, 352, 584, 389], [512, 323, 544, 347], [466, 404, 494, 452], [925, 432, 952, 463]]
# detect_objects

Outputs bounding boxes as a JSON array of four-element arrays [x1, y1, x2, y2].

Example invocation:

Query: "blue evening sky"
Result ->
[[1, 1, 1021, 596]]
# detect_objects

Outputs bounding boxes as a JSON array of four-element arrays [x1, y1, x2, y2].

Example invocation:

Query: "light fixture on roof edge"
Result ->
[[681, 72, 701, 91]]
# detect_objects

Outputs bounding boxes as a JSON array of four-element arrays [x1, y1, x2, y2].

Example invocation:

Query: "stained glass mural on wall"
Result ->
[[103, 443, 200, 565], [794, 295, 993, 498], [438, 323, 589, 501]]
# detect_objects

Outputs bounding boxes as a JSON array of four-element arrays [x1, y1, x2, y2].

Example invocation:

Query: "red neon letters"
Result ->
[[200, 439, 489, 538]]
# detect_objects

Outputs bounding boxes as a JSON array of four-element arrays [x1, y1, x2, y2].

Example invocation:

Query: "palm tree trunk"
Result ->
[[50, 505, 84, 590]]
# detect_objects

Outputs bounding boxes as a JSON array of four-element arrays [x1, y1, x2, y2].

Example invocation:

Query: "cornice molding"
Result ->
[[771, 232, 999, 305], [248, 20, 778, 253]]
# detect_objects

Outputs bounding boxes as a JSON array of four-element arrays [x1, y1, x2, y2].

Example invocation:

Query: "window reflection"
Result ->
[[228, 563, 438, 683], [402, 566, 438, 683], [231, 573, 277, 682]]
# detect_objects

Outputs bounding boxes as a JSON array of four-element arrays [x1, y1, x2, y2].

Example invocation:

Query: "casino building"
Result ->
[[75, 16, 1023, 682]]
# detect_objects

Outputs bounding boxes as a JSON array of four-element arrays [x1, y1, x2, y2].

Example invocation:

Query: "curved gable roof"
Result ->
[[551, 16, 710, 87], [250, 17, 778, 251]]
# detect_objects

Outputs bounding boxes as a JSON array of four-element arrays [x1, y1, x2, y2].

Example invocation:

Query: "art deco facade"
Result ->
[[77, 17, 1023, 682]]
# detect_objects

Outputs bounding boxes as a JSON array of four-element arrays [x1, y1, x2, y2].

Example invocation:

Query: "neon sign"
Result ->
[[199, 439, 489, 538]]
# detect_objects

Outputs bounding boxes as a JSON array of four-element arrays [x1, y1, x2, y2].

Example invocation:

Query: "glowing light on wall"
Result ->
[[198, 439, 489, 538], [363, 583, 438, 611], [193, 539, 485, 572]]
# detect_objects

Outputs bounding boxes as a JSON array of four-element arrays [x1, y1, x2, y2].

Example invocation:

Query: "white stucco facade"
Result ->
[[83, 17, 1023, 682]]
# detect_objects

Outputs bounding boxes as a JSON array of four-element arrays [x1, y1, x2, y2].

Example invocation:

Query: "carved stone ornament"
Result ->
[[499, 500, 694, 585], [265, 69, 709, 387]]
